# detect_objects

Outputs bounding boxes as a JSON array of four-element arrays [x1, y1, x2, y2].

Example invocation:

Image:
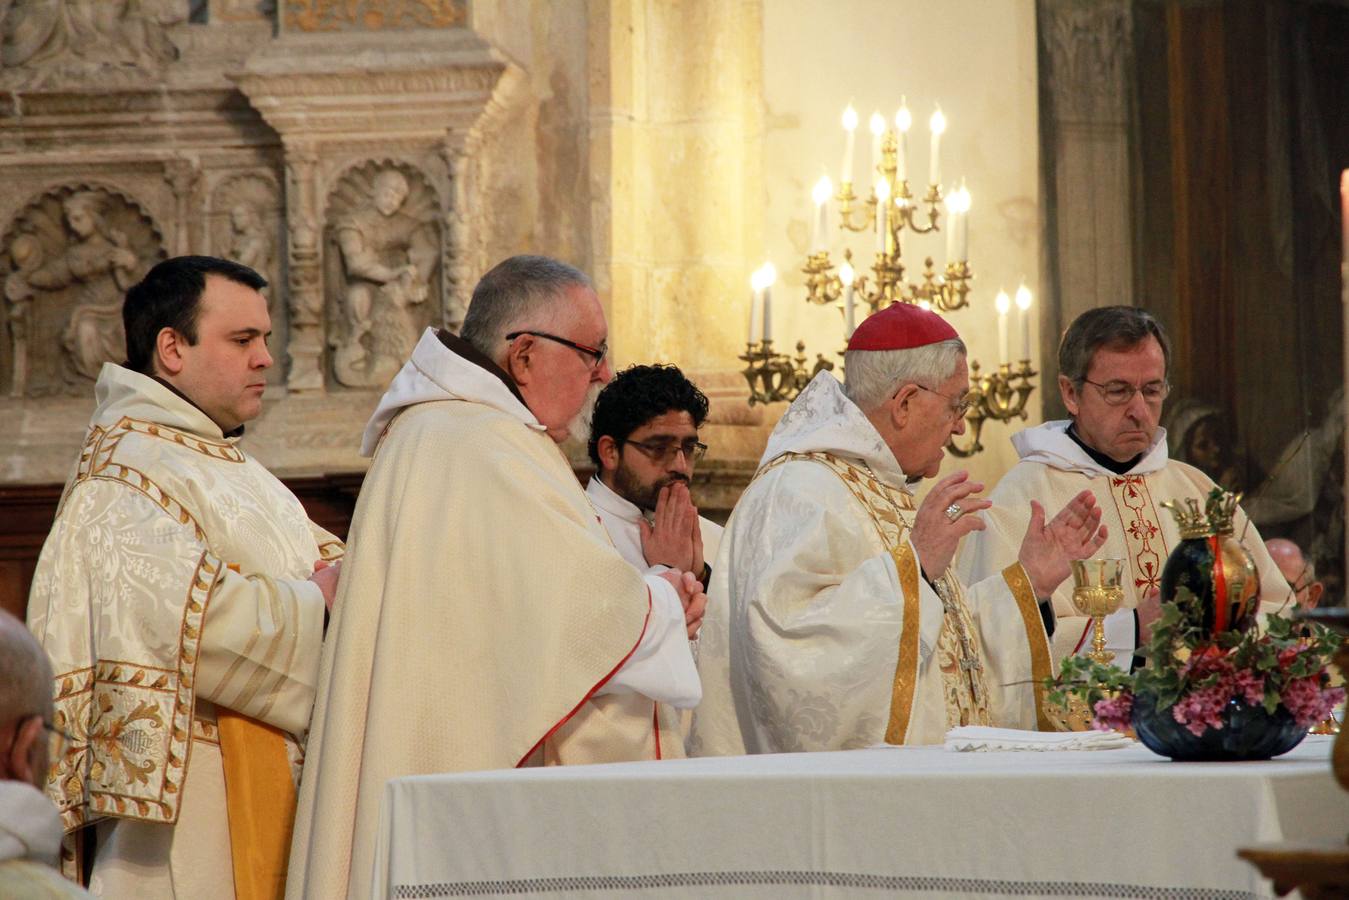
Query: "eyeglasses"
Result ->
[[623, 438, 708, 464], [913, 384, 975, 420], [505, 331, 608, 369], [1080, 378, 1171, 406]]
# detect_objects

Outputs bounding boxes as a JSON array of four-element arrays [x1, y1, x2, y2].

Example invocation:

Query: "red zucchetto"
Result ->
[[846, 302, 960, 351]]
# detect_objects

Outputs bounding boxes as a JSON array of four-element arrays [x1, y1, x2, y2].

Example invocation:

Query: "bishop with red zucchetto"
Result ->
[[689, 303, 1110, 754]]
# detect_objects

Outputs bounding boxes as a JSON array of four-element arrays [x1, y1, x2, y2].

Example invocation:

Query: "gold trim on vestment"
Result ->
[[1001, 562, 1055, 731]]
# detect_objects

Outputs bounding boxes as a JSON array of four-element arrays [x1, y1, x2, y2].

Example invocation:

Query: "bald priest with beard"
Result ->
[[287, 256, 709, 900]]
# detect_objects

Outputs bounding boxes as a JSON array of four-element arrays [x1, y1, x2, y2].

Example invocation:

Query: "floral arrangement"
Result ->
[[1048, 582, 1343, 737]]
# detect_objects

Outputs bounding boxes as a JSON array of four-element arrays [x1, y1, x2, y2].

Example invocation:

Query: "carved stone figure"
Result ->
[[2, 188, 160, 394], [326, 165, 440, 389], [0, 0, 184, 87], [228, 201, 271, 274]]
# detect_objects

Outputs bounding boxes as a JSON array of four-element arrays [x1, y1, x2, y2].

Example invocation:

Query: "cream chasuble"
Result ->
[[688, 374, 1053, 756], [26, 364, 339, 899], [956, 420, 1294, 669], [287, 330, 698, 900]]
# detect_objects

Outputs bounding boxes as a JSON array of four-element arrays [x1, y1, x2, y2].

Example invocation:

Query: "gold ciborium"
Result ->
[[1070, 559, 1126, 666]]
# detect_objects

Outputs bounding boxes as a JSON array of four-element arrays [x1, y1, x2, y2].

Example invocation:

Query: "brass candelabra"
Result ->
[[739, 339, 838, 406], [946, 359, 1039, 458]]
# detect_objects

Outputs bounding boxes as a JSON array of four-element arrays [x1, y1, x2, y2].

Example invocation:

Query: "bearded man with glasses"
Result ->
[[958, 306, 1291, 673], [690, 303, 1107, 755]]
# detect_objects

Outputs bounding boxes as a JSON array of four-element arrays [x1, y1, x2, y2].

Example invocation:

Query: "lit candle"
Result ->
[[748, 269, 762, 344], [1015, 283, 1032, 361], [810, 175, 832, 254], [995, 289, 1011, 365], [895, 98, 911, 186], [841, 105, 858, 186], [761, 262, 777, 342], [869, 111, 885, 188], [840, 260, 857, 338], [874, 177, 890, 254], [929, 106, 945, 189], [944, 191, 959, 263], [957, 182, 970, 261]]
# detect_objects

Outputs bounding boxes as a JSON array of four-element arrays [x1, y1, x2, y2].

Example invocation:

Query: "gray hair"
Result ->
[[460, 255, 594, 360], [0, 611, 53, 732], [1058, 305, 1171, 384], [843, 338, 967, 413]]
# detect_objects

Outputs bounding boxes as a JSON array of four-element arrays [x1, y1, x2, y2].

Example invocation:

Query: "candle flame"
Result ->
[[875, 177, 891, 202], [929, 107, 946, 135], [1015, 283, 1032, 310], [995, 290, 1011, 315], [839, 261, 856, 286], [760, 261, 778, 287], [869, 111, 886, 136], [896, 99, 912, 132], [842, 105, 859, 131]]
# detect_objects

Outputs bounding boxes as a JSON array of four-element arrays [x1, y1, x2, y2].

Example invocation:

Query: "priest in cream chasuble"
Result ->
[[689, 304, 1108, 755], [957, 306, 1291, 669], [287, 257, 703, 900], [26, 258, 342, 900]]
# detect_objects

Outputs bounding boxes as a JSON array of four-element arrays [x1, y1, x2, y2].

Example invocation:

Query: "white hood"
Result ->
[[1011, 419, 1170, 477], [361, 328, 545, 456], [92, 363, 230, 440], [760, 371, 910, 490], [0, 781, 62, 866]]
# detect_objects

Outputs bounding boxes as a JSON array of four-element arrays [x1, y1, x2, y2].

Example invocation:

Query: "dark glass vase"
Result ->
[[1131, 693, 1308, 761], [1158, 533, 1259, 638]]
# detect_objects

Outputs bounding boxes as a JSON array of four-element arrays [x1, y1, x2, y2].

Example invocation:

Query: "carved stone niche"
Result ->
[[1, 185, 164, 397], [324, 161, 442, 390], [208, 170, 286, 382]]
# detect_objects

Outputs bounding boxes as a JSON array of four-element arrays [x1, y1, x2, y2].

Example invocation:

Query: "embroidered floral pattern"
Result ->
[[1108, 476, 1167, 594]]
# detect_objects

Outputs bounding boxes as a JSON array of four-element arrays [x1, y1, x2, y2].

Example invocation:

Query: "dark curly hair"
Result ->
[[588, 364, 709, 466]]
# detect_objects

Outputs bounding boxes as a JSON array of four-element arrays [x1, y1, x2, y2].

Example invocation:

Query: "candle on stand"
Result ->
[[810, 175, 832, 253], [957, 182, 970, 261], [874, 177, 890, 254], [841, 105, 858, 186], [869, 111, 885, 189], [895, 99, 911, 186], [1015, 283, 1032, 360], [748, 269, 763, 344], [929, 106, 946, 189], [995, 289, 1011, 365], [840, 260, 857, 338], [760, 262, 777, 343], [944, 191, 960, 263]]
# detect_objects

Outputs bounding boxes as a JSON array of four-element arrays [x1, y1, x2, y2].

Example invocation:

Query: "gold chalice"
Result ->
[[1070, 559, 1126, 666]]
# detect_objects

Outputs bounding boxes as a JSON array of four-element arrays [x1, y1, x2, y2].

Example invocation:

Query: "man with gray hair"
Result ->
[[958, 306, 1290, 671], [288, 255, 707, 899], [689, 303, 1106, 754], [0, 611, 88, 897]]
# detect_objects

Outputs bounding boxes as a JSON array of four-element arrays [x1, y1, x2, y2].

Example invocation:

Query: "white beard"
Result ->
[[567, 383, 603, 444]]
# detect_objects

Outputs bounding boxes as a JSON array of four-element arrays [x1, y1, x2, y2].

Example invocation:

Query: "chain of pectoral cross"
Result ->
[[934, 579, 984, 705]]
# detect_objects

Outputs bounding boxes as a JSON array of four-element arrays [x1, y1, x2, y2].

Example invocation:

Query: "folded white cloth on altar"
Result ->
[[942, 726, 1133, 752]]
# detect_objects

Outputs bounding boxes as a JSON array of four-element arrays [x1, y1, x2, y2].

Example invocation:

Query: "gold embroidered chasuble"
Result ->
[[26, 364, 339, 899], [957, 421, 1293, 668], [688, 373, 1053, 758]]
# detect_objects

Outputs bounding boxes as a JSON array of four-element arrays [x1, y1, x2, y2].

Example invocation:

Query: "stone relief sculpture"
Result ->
[[325, 165, 440, 389], [0, 0, 185, 87], [285, 0, 465, 32], [1, 188, 161, 395]]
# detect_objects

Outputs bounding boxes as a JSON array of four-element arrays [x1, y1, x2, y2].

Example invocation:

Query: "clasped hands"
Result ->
[[642, 482, 707, 640], [910, 471, 1109, 597]]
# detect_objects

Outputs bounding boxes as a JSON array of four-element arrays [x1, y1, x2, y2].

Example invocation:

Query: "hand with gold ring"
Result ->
[[911, 471, 992, 579]]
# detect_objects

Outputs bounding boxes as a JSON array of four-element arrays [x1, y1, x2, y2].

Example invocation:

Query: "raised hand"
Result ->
[[1016, 490, 1109, 597], [910, 471, 991, 579], [639, 482, 697, 572]]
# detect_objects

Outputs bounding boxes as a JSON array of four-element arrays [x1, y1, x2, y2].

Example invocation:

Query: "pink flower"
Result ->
[[1231, 669, 1265, 707], [1172, 683, 1229, 736], [1093, 692, 1134, 732], [1281, 677, 1345, 729]]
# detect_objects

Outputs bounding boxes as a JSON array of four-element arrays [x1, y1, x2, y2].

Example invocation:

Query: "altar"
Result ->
[[369, 735, 1345, 899]]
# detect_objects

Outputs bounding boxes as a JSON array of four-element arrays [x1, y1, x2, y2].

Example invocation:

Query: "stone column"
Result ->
[[283, 140, 325, 392]]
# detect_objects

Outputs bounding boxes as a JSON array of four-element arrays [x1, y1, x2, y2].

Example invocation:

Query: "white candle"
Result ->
[[957, 183, 970, 261], [810, 176, 832, 254], [895, 99, 911, 186], [929, 106, 945, 188], [1015, 283, 1032, 360], [874, 177, 890, 254], [761, 262, 777, 342], [995, 289, 1011, 365], [944, 192, 959, 263], [748, 272, 762, 344], [840, 261, 857, 338], [869, 111, 885, 188], [841, 105, 858, 186]]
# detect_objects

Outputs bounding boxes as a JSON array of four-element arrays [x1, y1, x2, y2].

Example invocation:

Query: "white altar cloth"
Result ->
[[371, 736, 1345, 899]]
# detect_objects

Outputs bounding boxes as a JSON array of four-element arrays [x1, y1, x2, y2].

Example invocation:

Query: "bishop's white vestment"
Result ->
[[287, 329, 699, 900], [687, 373, 1054, 756], [956, 421, 1293, 668], [26, 364, 340, 899]]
